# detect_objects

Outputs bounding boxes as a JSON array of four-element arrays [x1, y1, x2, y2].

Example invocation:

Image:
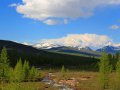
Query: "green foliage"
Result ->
[[108, 54, 113, 67], [0, 47, 40, 90], [0, 47, 10, 78], [107, 53, 120, 71], [116, 57, 120, 78], [61, 65, 65, 77], [115, 56, 120, 89], [61, 65, 65, 73], [8, 49, 99, 71], [14, 59, 24, 82], [29, 66, 39, 80], [8, 68, 14, 82], [99, 52, 112, 90], [23, 60, 30, 80], [113, 52, 120, 70], [7, 60, 39, 83]]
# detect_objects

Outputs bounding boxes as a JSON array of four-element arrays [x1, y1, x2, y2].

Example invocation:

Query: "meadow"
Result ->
[[0, 70, 119, 90], [0, 47, 120, 90]]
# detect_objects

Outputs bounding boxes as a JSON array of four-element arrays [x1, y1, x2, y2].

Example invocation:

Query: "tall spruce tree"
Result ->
[[0, 47, 9, 78], [99, 52, 111, 90]]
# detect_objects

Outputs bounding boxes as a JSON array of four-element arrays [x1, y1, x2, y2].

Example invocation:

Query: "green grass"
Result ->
[[0, 82, 58, 90]]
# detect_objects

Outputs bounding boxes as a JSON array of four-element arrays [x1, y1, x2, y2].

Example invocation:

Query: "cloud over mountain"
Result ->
[[11, 0, 120, 25], [34, 34, 113, 49]]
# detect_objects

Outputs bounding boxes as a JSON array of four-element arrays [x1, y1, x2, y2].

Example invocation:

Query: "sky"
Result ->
[[0, 0, 120, 49]]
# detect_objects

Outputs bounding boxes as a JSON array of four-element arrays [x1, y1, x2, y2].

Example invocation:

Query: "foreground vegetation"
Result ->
[[0, 71, 118, 90], [1, 47, 120, 90]]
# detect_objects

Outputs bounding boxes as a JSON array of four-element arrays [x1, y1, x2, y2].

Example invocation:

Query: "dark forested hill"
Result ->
[[0, 40, 43, 54], [0, 40, 99, 71]]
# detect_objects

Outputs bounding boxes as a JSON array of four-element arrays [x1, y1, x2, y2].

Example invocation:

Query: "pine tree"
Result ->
[[29, 66, 38, 80], [23, 60, 30, 80], [8, 68, 14, 83], [114, 52, 120, 70], [0, 47, 9, 79], [14, 59, 24, 82], [108, 54, 113, 71], [99, 52, 111, 90], [116, 56, 120, 89]]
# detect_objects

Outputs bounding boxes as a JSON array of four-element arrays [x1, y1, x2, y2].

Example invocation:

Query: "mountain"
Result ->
[[44, 46, 100, 57], [79, 47, 92, 51], [33, 42, 101, 57], [33, 43, 60, 49], [34, 42, 120, 56], [96, 46, 120, 54], [0, 40, 44, 54], [0, 40, 98, 69], [33, 42, 102, 57]]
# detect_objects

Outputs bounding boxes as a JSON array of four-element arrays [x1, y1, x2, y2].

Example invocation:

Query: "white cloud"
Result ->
[[113, 43, 120, 47], [11, 0, 120, 25], [110, 25, 119, 30], [34, 34, 113, 49], [43, 19, 60, 25], [9, 3, 19, 7], [64, 19, 69, 24], [22, 42, 32, 45]]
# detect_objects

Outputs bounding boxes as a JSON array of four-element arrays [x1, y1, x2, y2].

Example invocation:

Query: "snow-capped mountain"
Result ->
[[96, 45, 120, 54], [33, 42, 93, 50], [33, 43, 61, 49], [79, 46, 92, 51], [33, 43, 101, 57], [33, 42, 120, 55], [47, 46, 92, 51]]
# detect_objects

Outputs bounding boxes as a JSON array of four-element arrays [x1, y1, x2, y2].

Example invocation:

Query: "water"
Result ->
[[41, 74, 74, 90]]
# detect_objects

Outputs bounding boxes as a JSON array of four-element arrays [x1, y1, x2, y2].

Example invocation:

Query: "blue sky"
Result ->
[[0, 0, 120, 48]]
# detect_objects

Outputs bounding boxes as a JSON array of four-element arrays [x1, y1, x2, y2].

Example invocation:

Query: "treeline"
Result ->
[[0, 47, 39, 83], [7, 49, 99, 71], [99, 52, 120, 90]]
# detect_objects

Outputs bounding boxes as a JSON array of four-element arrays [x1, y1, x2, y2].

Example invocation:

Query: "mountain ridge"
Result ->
[[0, 40, 99, 69], [34, 43, 120, 55]]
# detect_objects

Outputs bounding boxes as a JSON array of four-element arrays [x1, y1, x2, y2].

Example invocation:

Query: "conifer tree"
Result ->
[[99, 52, 111, 90], [14, 59, 24, 82], [23, 60, 30, 80], [29, 66, 38, 80], [114, 52, 120, 70], [108, 54, 113, 71], [116, 56, 120, 89], [8, 68, 14, 82], [0, 47, 9, 78]]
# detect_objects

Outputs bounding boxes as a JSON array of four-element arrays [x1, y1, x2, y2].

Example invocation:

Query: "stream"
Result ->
[[41, 74, 74, 90]]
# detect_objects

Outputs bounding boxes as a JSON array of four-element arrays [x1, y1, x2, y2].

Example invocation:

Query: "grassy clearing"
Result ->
[[0, 82, 58, 90], [39, 70, 119, 90], [0, 70, 119, 90]]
